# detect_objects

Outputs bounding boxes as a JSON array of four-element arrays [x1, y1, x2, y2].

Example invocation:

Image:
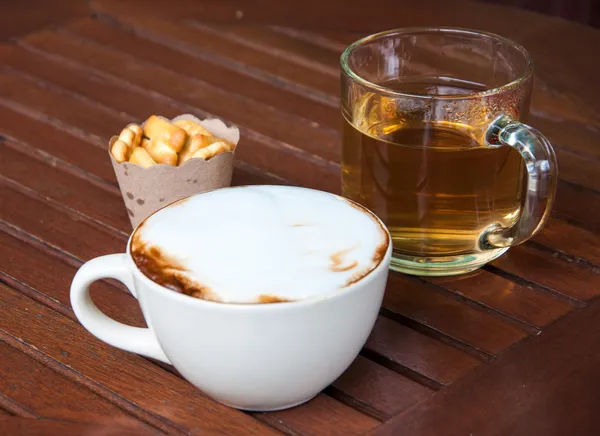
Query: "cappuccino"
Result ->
[[130, 185, 388, 303]]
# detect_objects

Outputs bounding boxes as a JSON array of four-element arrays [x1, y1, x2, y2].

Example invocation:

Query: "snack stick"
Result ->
[[220, 137, 235, 151], [179, 134, 214, 165], [118, 127, 135, 146], [111, 140, 132, 163], [143, 115, 186, 152], [127, 123, 143, 146], [191, 141, 231, 160], [144, 139, 178, 165], [129, 147, 156, 168], [174, 119, 213, 137]]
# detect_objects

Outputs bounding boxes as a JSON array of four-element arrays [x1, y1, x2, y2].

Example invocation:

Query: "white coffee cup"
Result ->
[[70, 186, 392, 411]]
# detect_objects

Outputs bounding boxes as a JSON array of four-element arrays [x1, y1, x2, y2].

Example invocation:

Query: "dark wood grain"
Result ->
[[62, 19, 339, 129], [110, 16, 340, 100], [375, 290, 600, 436], [1, 144, 130, 235], [492, 245, 600, 302], [0, 417, 161, 436], [330, 356, 432, 420], [366, 317, 480, 386], [0, 0, 88, 41], [206, 24, 340, 75], [383, 274, 529, 356], [0, 342, 156, 428], [553, 180, 600, 232], [0, 229, 144, 328], [0, 104, 117, 186], [429, 269, 573, 328], [533, 219, 600, 266], [258, 395, 378, 435]]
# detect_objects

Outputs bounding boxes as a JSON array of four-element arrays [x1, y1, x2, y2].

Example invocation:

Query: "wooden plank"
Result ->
[[553, 180, 600, 232], [0, 184, 126, 260], [1, 143, 131, 235], [109, 16, 339, 100], [257, 395, 378, 435], [533, 219, 600, 266], [383, 274, 529, 356], [528, 95, 600, 161], [0, 341, 156, 430], [200, 23, 340, 75], [374, 285, 600, 436], [86, 0, 542, 34], [330, 356, 432, 420], [0, 284, 277, 435], [19, 31, 340, 191], [543, 143, 600, 193], [0, 104, 117, 186], [0, 73, 127, 141], [297, 29, 361, 47], [492, 244, 600, 302], [0, 0, 88, 41], [60, 19, 339, 130], [429, 269, 573, 328], [0, 230, 144, 329], [0, 417, 160, 436], [366, 317, 480, 387]]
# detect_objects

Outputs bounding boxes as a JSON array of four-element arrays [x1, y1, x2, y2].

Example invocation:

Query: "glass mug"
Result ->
[[341, 27, 557, 276]]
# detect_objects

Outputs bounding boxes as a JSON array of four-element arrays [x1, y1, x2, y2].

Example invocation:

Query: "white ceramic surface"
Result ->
[[70, 186, 392, 411]]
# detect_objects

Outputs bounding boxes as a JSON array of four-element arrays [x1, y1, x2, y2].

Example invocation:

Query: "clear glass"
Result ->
[[341, 28, 557, 276]]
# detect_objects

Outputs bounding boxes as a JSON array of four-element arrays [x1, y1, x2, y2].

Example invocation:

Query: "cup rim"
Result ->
[[126, 185, 392, 310], [340, 26, 534, 100]]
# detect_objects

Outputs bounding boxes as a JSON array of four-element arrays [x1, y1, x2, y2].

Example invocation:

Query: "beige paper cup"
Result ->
[[109, 115, 240, 228]]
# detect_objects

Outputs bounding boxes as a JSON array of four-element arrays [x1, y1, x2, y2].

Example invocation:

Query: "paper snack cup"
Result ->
[[109, 114, 240, 228]]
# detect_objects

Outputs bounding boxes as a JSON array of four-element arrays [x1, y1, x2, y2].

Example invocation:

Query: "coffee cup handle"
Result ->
[[70, 253, 171, 364], [481, 115, 558, 250]]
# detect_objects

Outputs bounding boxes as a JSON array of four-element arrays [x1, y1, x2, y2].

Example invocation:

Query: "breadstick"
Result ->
[[119, 128, 136, 147], [129, 147, 156, 168], [179, 134, 213, 165], [110, 139, 131, 163], [191, 141, 231, 160], [143, 139, 178, 165], [126, 124, 143, 147], [143, 115, 186, 152], [174, 119, 213, 137]]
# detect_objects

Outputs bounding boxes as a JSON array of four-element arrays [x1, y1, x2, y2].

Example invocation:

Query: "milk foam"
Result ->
[[133, 186, 388, 303]]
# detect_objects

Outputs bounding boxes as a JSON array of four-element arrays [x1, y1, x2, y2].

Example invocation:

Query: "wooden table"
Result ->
[[1, 1, 600, 434]]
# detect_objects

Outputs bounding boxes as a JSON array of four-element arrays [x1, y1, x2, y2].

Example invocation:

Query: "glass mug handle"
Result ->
[[481, 115, 558, 249]]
